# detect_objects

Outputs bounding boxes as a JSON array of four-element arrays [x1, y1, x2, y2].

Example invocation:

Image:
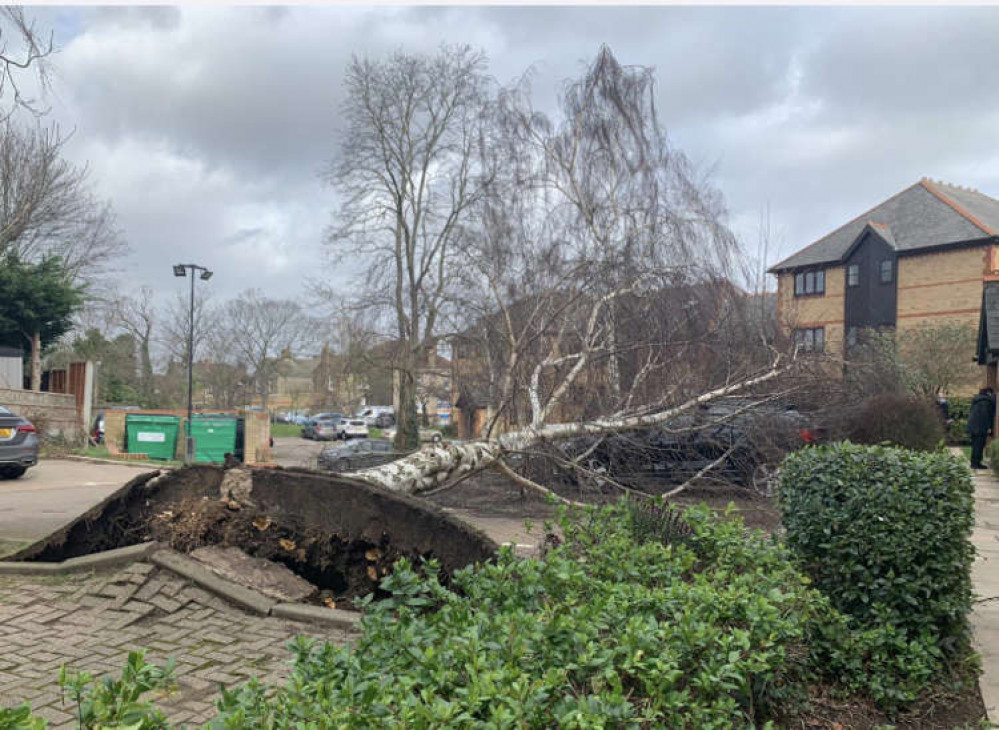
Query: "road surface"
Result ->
[[0, 458, 154, 551]]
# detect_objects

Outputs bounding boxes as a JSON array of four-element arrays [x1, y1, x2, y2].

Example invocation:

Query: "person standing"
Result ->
[[967, 387, 994, 469]]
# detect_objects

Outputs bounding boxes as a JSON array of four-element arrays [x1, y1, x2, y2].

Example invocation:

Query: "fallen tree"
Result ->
[[354, 354, 791, 497]]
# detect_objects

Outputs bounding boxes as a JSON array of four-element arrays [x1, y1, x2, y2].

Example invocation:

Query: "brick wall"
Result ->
[[896, 246, 985, 327], [776, 266, 845, 357], [0, 388, 81, 444]]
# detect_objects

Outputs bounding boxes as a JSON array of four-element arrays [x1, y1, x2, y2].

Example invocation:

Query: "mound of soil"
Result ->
[[8, 465, 497, 607], [145, 495, 402, 603]]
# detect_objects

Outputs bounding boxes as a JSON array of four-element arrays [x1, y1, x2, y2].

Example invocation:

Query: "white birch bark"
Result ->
[[354, 358, 788, 494]]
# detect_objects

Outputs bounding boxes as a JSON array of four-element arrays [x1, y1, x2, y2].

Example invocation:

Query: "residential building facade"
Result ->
[[770, 179, 999, 390]]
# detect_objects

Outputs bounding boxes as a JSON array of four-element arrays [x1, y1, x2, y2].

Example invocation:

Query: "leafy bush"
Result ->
[[839, 393, 945, 451], [948, 396, 972, 445], [211, 502, 836, 727], [780, 443, 975, 702], [988, 440, 999, 477], [6, 494, 977, 724]]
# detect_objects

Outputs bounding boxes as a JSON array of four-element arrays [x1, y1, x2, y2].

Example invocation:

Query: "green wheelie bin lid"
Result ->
[[190, 415, 238, 463], [125, 414, 180, 460]]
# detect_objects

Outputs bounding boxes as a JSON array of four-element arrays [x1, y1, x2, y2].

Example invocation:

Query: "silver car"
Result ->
[[0, 406, 39, 479]]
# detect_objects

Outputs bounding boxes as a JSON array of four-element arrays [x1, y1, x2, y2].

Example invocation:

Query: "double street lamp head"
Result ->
[[173, 263, 214, 280]]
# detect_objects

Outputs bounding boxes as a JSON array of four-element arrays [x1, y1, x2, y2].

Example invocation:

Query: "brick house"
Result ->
[[770, 179, 999, 389]]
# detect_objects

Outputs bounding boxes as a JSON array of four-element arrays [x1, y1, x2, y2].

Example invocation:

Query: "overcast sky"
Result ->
[[21, 4, 999, 303]]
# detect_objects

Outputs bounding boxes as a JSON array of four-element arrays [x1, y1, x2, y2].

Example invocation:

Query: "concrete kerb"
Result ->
[[51, 454, 177, 470], [0, 541, 160, 575], [149, 548, 363, 630]]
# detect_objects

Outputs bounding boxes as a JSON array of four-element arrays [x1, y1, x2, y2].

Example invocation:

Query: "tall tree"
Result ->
[[0, 251, 83, 389], [326, 45, 491, 449], [113, 286, 156, 406], [340, 48, 788, 499], [221, 289, 311, 410]]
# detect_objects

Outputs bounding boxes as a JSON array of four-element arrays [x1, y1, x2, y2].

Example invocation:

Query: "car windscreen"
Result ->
[[371, 441, 392, 452], [0, 406, 11, 415]]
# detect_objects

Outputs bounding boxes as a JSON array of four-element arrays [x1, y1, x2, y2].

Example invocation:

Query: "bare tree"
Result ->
[[0, 123, 127, 285], [326, 44, 491, 449], [335, 48, 792, 498], [221, 289, 312, 410], [113, 287, 156, 405], [0, 7, 54, 120]]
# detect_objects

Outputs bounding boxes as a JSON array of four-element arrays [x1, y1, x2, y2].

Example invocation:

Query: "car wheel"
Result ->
[[431, 433, 443, 444], [1, 466, 26, 479]]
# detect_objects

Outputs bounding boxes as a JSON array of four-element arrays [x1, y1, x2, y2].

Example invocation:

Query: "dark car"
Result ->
[[550, 398, 821, 493], [374, 412, 396, 429], [0, 405, 39, 479], [318, 439, 397, 472]]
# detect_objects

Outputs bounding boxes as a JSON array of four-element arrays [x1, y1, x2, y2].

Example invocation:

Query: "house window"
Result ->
[[794, 268, 825, 297], [793, 327, 825, 353], [847, 264, 859, 287], [879, 259, 893, 283]]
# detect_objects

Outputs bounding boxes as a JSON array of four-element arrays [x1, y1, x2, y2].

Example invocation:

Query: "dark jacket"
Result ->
[[967, 393, 995, 436]]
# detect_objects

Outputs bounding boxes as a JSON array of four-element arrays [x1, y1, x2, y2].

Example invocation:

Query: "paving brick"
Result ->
[[0, 562, 342, 728]]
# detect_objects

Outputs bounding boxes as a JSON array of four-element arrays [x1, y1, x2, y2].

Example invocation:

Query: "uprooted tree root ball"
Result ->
[[144, 496, 402, 603], [6, 465, 497, 607]]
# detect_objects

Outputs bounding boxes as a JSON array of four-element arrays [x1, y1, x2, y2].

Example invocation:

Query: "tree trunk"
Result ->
[[357, 358, 789, 495], [395, 362, 420, 451], [29, 331, 41, 391]]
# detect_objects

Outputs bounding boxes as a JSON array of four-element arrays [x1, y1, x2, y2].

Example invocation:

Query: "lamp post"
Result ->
[[173, 263, 213, 463]]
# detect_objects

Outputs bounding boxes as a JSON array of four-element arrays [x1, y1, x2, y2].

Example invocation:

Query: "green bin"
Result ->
[[190, 415, 238, 463], [125, 414, 180, 460]]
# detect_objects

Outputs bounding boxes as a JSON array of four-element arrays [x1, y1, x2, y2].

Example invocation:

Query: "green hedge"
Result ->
[[948, 396, 972, 446], [780, 443, 974, 660]]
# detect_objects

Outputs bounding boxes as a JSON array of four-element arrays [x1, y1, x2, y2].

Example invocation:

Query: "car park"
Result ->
[[332, 418, 368, 440], [0, 405, 39, 479], [318, 439, 397, 472]]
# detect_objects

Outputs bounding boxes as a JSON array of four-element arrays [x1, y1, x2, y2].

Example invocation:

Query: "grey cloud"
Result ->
[[21, 5, 999, 302]]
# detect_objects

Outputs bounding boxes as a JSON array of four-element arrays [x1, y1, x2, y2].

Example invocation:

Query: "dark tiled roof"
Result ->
[[770, 179, 999, 272]]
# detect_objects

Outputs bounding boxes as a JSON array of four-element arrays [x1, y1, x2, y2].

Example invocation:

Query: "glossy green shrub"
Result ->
[[780, 443, 974, 657], [212, 502, 831, 728], [948, 396, 971, 446]]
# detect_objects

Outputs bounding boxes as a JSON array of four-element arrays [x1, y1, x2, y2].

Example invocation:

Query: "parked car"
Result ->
[[381, 425, 444, 444], [550, 398, 822, 493], [355, 406, 394, 426], [373, 412, 396, 429], [318, 439, 397, 472], [0, 406, 39, 479], [331, 418, 369, 440], [312, 417, 344, 441], [302, 412, 342, 439]]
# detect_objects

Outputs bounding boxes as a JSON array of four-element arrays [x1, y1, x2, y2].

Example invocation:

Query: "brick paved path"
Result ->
[[0, 562, 351, 727]]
